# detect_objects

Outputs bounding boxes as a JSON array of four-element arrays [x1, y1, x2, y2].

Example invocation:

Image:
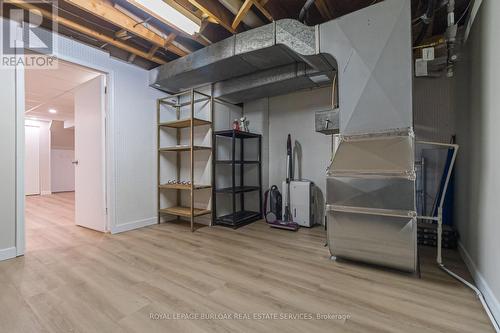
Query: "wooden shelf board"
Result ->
[[159, 206, 211, 217], [159, 184, 211, 190], [159, 118, 211, 128], [159, 145, 212, 152]]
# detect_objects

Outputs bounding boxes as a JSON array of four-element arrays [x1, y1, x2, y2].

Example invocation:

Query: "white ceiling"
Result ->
[[25, 60, 101, 122]]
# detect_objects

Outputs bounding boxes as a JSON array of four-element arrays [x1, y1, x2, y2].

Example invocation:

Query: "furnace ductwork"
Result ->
[[150, 0, 416, 272]]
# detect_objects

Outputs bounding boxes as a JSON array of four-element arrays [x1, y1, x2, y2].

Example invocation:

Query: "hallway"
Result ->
[[25, 192, 104, 253]]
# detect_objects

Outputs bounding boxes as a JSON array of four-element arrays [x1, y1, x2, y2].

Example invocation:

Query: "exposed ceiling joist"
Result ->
[[253, 0, 273, 22], [188, 0, 240, 33], [157, 0, 213, 45], [147, 45, 160, 57], [125, 0, 208, 47], [232, 0, 253, 30], [63, 0, 187, 57], [11, 0, 167, 64], [232, 0, 273, 30], [163, 0, 202, 25], [314, 0, 333, 20]]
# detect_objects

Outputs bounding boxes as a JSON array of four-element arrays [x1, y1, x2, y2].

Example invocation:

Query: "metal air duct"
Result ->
[[149, 19, 337, 102], [150, 0, 416, 272]]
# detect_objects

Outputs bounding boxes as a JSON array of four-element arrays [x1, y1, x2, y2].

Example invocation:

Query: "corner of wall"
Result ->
[[458, 241, 500, 324]]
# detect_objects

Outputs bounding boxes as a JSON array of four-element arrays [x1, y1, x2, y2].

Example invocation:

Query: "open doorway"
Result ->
[[24, 59, 108, 252]]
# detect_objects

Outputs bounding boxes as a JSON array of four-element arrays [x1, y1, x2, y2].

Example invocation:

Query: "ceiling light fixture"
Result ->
[[49, 109, 57, 114], [129, 0, 200, 36]]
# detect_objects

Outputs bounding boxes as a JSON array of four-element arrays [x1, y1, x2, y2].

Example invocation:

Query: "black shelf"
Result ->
[[216, 211, 262, 228], [214, 130, 260, 139], [212, 130, 262, 228], [216, 186, 260, 194], [215, 160, 260, 165]]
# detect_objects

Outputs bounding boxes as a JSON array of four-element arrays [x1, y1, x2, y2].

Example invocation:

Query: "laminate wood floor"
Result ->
[[0, 192, 494, 332]]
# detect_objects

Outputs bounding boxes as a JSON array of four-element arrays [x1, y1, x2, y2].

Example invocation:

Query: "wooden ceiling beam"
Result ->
[[161, 0, 213, 44], [314, 0, 333, 20], [163, 0, 202, 26], [126, 0, 209, 47], [232, 0, 253, 30], [187, 0, 239, 34], [253, 0, 273, 22], [232, 0, 273, 30], [11, 0, 167, 64], [64, 0, 187, 57]]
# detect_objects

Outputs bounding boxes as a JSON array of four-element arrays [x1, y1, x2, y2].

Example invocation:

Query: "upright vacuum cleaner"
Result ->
[[264, 134, 299, 231]]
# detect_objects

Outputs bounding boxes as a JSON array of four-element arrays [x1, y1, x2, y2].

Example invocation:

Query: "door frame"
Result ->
[[15, 53, 116, 256]]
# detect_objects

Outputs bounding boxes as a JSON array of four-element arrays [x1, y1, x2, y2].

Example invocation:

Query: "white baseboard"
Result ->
[[0, 247, 17, 261], [111, 217, 157, 234], [41, 191, 52, 196], [458, 241, 500, 325]]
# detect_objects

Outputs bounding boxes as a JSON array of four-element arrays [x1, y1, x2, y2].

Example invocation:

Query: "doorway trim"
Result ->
[[15, 53, 116, 256]]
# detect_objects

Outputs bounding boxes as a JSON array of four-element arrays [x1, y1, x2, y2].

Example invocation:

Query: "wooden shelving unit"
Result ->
[[157, 89, 213, 232]]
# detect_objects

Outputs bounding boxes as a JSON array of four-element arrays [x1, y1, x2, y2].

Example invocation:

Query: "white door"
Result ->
[[74, 75, 107, 232], [25, 125, 40, 196], [51, 149, 75, 193]]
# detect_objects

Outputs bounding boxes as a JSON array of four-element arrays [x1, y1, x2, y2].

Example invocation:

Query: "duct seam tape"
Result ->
[[315, 25, 320, 54]]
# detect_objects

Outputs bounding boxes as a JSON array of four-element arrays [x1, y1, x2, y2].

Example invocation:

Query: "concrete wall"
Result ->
[[453, 0, 500, 321]]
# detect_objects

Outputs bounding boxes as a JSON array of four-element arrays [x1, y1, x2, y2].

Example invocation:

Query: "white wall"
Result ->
[[243, 98, 269, 191], [25, 119, 52, 195], [45, 29, 164, 234], [0, 62, 17, 260], [51, 120, 74, 150], [50, 120, 75, 192], [158, 93, 243, 224], [0, 18, 164, 259], [244, 87, 333, 198], [51, 149, 75, 193], [453, 0, 500, 322]]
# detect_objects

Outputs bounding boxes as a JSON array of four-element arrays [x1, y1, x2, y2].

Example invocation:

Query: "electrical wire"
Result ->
[[299, 0, 316, 23], [456, 0, 473, 24], [414, 0, 437, 46]]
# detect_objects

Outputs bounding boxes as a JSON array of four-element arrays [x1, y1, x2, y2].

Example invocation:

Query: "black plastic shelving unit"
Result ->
[[212, 130, 262, 228]]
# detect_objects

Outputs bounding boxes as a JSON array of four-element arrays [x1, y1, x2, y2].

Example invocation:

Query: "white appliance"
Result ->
[[282, 180, 315, 227]]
